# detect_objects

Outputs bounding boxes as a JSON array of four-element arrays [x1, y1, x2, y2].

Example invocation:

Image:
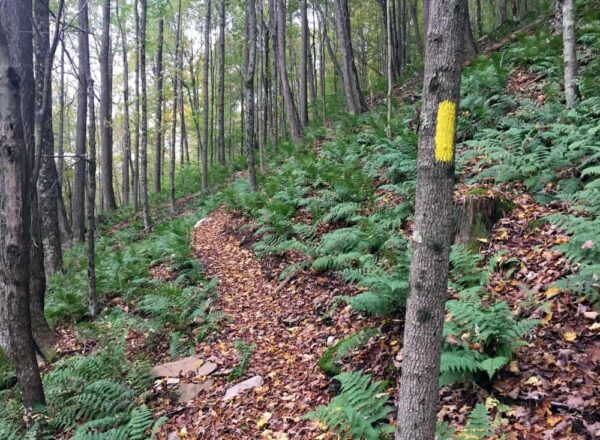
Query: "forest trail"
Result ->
[[161, 208, 371, 439]]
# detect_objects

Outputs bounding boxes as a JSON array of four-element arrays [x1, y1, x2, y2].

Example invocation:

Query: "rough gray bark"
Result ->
[[217, 0, 226, 166], [464, 2, 478, 57], [245, 0, 258, 191], [387, 0, 393, 138], [562, 0, 578, 108], [395, 1, 466, 439], [299, 0, 309, 127], [498, 0, 507, 26], [332, 0, 367, 114], [276, 0, 302, 143], [100, 0, 117, 211], [201, 0, 212, 192], [0, 4, 46, 410], [133, 0, 140, 210], [85, 64, 98, 319], [170, 0, 182, 212], [140, 0, 151, 229], [553, 0, 564, 34], [154, 18, 164, 193], [116, 0, 131, 206], [34, 0, 63, 274], [73, 0, 88, 242]]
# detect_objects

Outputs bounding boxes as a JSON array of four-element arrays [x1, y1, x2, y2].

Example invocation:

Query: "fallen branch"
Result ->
[[273, 258, 313, 295]]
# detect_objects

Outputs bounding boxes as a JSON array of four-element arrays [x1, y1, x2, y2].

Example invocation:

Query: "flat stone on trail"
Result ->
[[178, 379, 214, 402], [223, 375, 264, 401], [150, 357, 218, 378]]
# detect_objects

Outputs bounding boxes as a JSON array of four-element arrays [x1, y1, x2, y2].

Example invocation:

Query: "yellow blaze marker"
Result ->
[[434, 100, 457, 163]]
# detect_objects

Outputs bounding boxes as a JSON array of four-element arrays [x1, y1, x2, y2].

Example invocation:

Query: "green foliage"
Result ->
[[228, 340, 256, 381], [441, 246, 538, 386], [306, 371, 393, 440], [318, 329, 380, 377], [436, 404, 493, 440]]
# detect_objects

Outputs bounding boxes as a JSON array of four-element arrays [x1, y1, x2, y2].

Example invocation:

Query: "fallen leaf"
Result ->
[[589, 322, 600, 332], [525, 376, 540, 386], [544, 287, 561, 299], [563, 331, 577, 342], [257, 412, 272, 429], [547, 415, 563, 427]]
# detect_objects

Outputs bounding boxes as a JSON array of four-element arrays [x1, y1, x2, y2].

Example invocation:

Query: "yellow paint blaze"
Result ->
[[434, 100, 457, 162]]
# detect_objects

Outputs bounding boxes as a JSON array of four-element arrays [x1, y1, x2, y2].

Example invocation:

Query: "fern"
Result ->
[[318, 329, 380, 376], [306, 371, 393, 440]]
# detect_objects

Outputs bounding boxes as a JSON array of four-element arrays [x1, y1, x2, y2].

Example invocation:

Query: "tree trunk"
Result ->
[[140, 0, 151, 229], [73, 0, 88, 242], [464, 2, 478, 57], [0, 0, 46, 411], [133, 0, 140, 210], [498, 0, 507, 26], [553, 0, 563, 34], [201, 0, 212, 192], [116, 0, 131, 206], [562, 0, 577, 108], [332, 0, 367, 114], [100, 0, 117, 211], [245, 0, 258, 191], [217, 0, 226, 166], [34, 0, 63, 274], [276, 0, 302, 143], [154, 18, 164, 192], [170, 0, 182, 212], [85, 64, 98, 319], [387, 0, 393, 138], [395, 1, 466, 439], [300, 0, 309, 127]]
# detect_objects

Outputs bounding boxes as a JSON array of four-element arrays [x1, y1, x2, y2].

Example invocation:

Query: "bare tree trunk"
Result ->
[[217, 0, 226, 166], [464, 2, 478, 57], [170, 0, 182, 212], [562, 0, 577, 108], [332, 0, 367, 114], [246, 0, 258, 191], [0, 10, 46, 410], [154, 18, 164, 193], [140, 0, 151, 229], [423, 0, 430, 47], [34, 0, 63, 274], [553, 0, 563, 34], [299, 0, 309, 127], [498, 0, 507, 26], [100, 0, 117, 211], [476, 0, 483, 36], [116, 0, 131, 206], [276, 0, 302, 143], [73, 0, 88, 242], [85, 64, 98, 319], [395, 1, 466, 439], [133, 0, 140, 210], [387, 0, 393, 138], [202, 0, 212, 192]]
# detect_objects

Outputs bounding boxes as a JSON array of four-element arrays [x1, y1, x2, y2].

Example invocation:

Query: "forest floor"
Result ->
[[154, 188, 599, 439]]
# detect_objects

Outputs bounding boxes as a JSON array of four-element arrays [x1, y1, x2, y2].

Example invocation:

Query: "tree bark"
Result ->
[[85, 65, 98, 319], [332, 0, 367, 114], [73, 0, 88, 242], [464, 2, 478, 57], [201, 0, 212, 192], [116, 0, 131, 206], [246, 0, 258, 191], [154, 18, 164, 193], [0, 1, 46, 410], [276, 0, 302, 144], [140, 0, 151, 229], [133, 0, 140, 210], [34, 0, 63, 274], [562, 0, 577, 108], [170, 0, 182, 212], [100, 0, 117, 211], [553, 0, 563, 34], [395, 1, 466, 439], [217, 0, 226, 166], [300, 0, 309, 127]]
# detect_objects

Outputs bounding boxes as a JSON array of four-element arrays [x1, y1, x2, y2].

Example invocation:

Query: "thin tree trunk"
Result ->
[[553, 0, 563, 34], [34, 0, 63, 274], [140, 0, 151, 229], [332, 0, 367, 114], [299, 0, 309, 127], [387, 0, 393, 138], [217, 0, 226, 166], [0, 10, 46, 410], [464, 2, 478, 57], [395, 0, 466, 439], [170, 0, 182, 211], [133, 0, 140, 210], [476, 0, 483, 36], [246, 0, 258, 191], [73, 0, 88, 242], [276, 0, 302, 143], [100, 0, 117, 211], [201, 0, 212, 192], [85, 66, 98, 319], [154, 18, 164, 192], [116, 0, 131, 206], [562, 0, 577, 108]]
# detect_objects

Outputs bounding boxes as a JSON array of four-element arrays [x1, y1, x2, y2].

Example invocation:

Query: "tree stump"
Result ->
[[453, 191, 513, 249]]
